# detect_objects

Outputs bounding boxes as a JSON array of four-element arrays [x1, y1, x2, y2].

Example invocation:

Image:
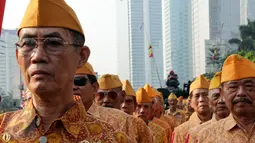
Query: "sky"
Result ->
[[2, 0, 117, 75]]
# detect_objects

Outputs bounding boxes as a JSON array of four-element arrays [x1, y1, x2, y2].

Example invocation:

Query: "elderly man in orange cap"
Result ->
[[144, 84, 172, 143], [135, 88, 168, 143], [198, 54, 255, 143], [95, 74, 126, 109], [185, 72, 230, 143], [0, 0, 130, 142], [172, 75, 212, 143], [74, 65, 154, 143], [121, 80, 137, 115], [166, 93, 186, 125]]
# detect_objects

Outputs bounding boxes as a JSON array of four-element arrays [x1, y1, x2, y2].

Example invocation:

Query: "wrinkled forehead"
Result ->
[[192, 88, 208, 95], [137, 102, 152, 107], [209, 88, 220, 96], [125, 95, 135, 100], [224, 78, 255, 86], [18, 27, 70, 39], [98, 87, 122, 93]]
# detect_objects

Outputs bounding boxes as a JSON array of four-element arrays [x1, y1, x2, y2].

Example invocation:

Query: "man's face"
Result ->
[[136, 103, 153, 123], [17, 28, 89, 98], [73, 74, 98, 105], [209, 88, 230, 118], [95, 87, 125, 109], [191, 89, 211, 115], [168, 99, 178, 110], [222, 78, 255, 117], [121, 95, 136, 115]]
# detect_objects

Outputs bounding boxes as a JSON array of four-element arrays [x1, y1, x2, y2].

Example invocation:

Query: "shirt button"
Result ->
[[2, 132, 11, 142], [39, 136, 47, 143]]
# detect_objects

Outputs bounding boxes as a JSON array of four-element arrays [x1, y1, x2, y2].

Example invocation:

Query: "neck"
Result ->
[[234, 114, 255, 134], [85, 100, 94, 111], [170, 108, 176, 113], [32, 88, 75, 132], [197, 112, 212, 123]]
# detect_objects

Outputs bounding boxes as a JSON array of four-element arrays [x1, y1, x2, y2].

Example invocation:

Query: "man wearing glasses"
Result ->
[[74, 63, 154, 143], [0, 0, 130, 142], [198, 54, 255, 143]]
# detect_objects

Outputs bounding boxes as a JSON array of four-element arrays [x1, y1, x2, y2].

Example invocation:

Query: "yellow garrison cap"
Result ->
[[144, 84, 153, 97], [122, 80, 136, 96], [221, 54, 255, 83], [152, 88, 162, 97], [136, 88, 152, 103], [75, 62, 96, 76], [19, 0, 84, 37], [168, 93, 177, 100], [190, 75, 210, 94], [98, 74, 122, 90], [209, 72, 221, 90]]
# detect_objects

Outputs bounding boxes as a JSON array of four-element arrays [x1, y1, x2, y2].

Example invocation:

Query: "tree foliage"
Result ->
[[228, 19, 255, 51]]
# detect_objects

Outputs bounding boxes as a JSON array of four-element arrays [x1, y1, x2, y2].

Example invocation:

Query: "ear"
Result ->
[[77, 45, 90, 68], [16, 49, 21, 68]]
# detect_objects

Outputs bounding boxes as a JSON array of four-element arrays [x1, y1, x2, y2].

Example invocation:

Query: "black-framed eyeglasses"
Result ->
[[74, 76, 89, 86], [15, 37, 82, 56], [95, 91, 120, 101]]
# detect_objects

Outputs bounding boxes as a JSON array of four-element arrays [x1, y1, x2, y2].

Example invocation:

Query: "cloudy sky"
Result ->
[[2, 0, 118, 75]]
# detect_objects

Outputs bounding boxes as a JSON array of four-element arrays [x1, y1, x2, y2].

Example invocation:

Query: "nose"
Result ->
[[217, 96, 225, 104], [139, 107, 145, 114], [103, 95, 111, 104], [198, 94, 208, 103], [236, 86, 247, 97], [121, 102, 127, 109], [31, 44, 48, 64], [73, 85, 79, 91]]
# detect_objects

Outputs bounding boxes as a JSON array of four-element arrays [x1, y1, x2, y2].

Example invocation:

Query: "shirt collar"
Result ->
[[87, 102, 100, 118], [6, 100, 86, 138], [189, 112, 203, 124], [224, 114, 238, 131]]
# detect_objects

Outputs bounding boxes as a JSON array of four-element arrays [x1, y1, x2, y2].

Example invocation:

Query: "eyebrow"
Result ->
[[243, 80, 254, 84], [20, 32, 64, 39]]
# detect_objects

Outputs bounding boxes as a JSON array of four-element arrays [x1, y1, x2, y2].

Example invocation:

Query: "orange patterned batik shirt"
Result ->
[[197, 115, 255, 143], [0, 100, 130, 143], [88, 102, 154, 143], [148, 121, 168, 143], [172, 112, 203, 143]]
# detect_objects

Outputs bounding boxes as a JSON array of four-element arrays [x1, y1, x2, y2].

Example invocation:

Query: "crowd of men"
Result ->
[[0, 0, 254, 142]]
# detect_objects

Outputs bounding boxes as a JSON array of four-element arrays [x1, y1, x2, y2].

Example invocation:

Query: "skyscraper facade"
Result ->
[[117, 0, 163, 90], [162, 0, 193, 86]]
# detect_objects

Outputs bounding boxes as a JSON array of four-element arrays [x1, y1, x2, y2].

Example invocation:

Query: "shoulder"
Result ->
[[82, 113, 131, 143], [197, 118, 227, 142], [189, 121, 211, 138]]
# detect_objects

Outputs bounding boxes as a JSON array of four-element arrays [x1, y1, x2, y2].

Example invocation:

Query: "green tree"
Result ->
[[228, 19, 255, 51], [237, 50, 255, 63]]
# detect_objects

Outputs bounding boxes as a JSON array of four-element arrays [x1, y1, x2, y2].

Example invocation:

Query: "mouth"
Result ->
[[31, 70, 51, 77], [103, 105, 114, 108]]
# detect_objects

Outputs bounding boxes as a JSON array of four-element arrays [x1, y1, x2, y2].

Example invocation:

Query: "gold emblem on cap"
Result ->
[[79, 140, 90, 143], [2, 132, 11, 142]]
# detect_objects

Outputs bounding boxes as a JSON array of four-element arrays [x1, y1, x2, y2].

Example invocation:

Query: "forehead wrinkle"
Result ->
[[19, 28, 68, 40]]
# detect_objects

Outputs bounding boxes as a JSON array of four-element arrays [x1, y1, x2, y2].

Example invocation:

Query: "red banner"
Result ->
[[0, 0, 6, 36]]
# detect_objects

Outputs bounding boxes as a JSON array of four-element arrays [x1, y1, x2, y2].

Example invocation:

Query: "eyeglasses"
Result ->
[[74, 76, 89, 86], [95, 91, 119, 101], [15, 37, 82, 56]]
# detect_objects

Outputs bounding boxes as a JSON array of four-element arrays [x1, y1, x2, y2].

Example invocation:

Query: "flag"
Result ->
[[148, 45, 153, 58], [0, 0, 6, 36], [212, 47, 217, 60]]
